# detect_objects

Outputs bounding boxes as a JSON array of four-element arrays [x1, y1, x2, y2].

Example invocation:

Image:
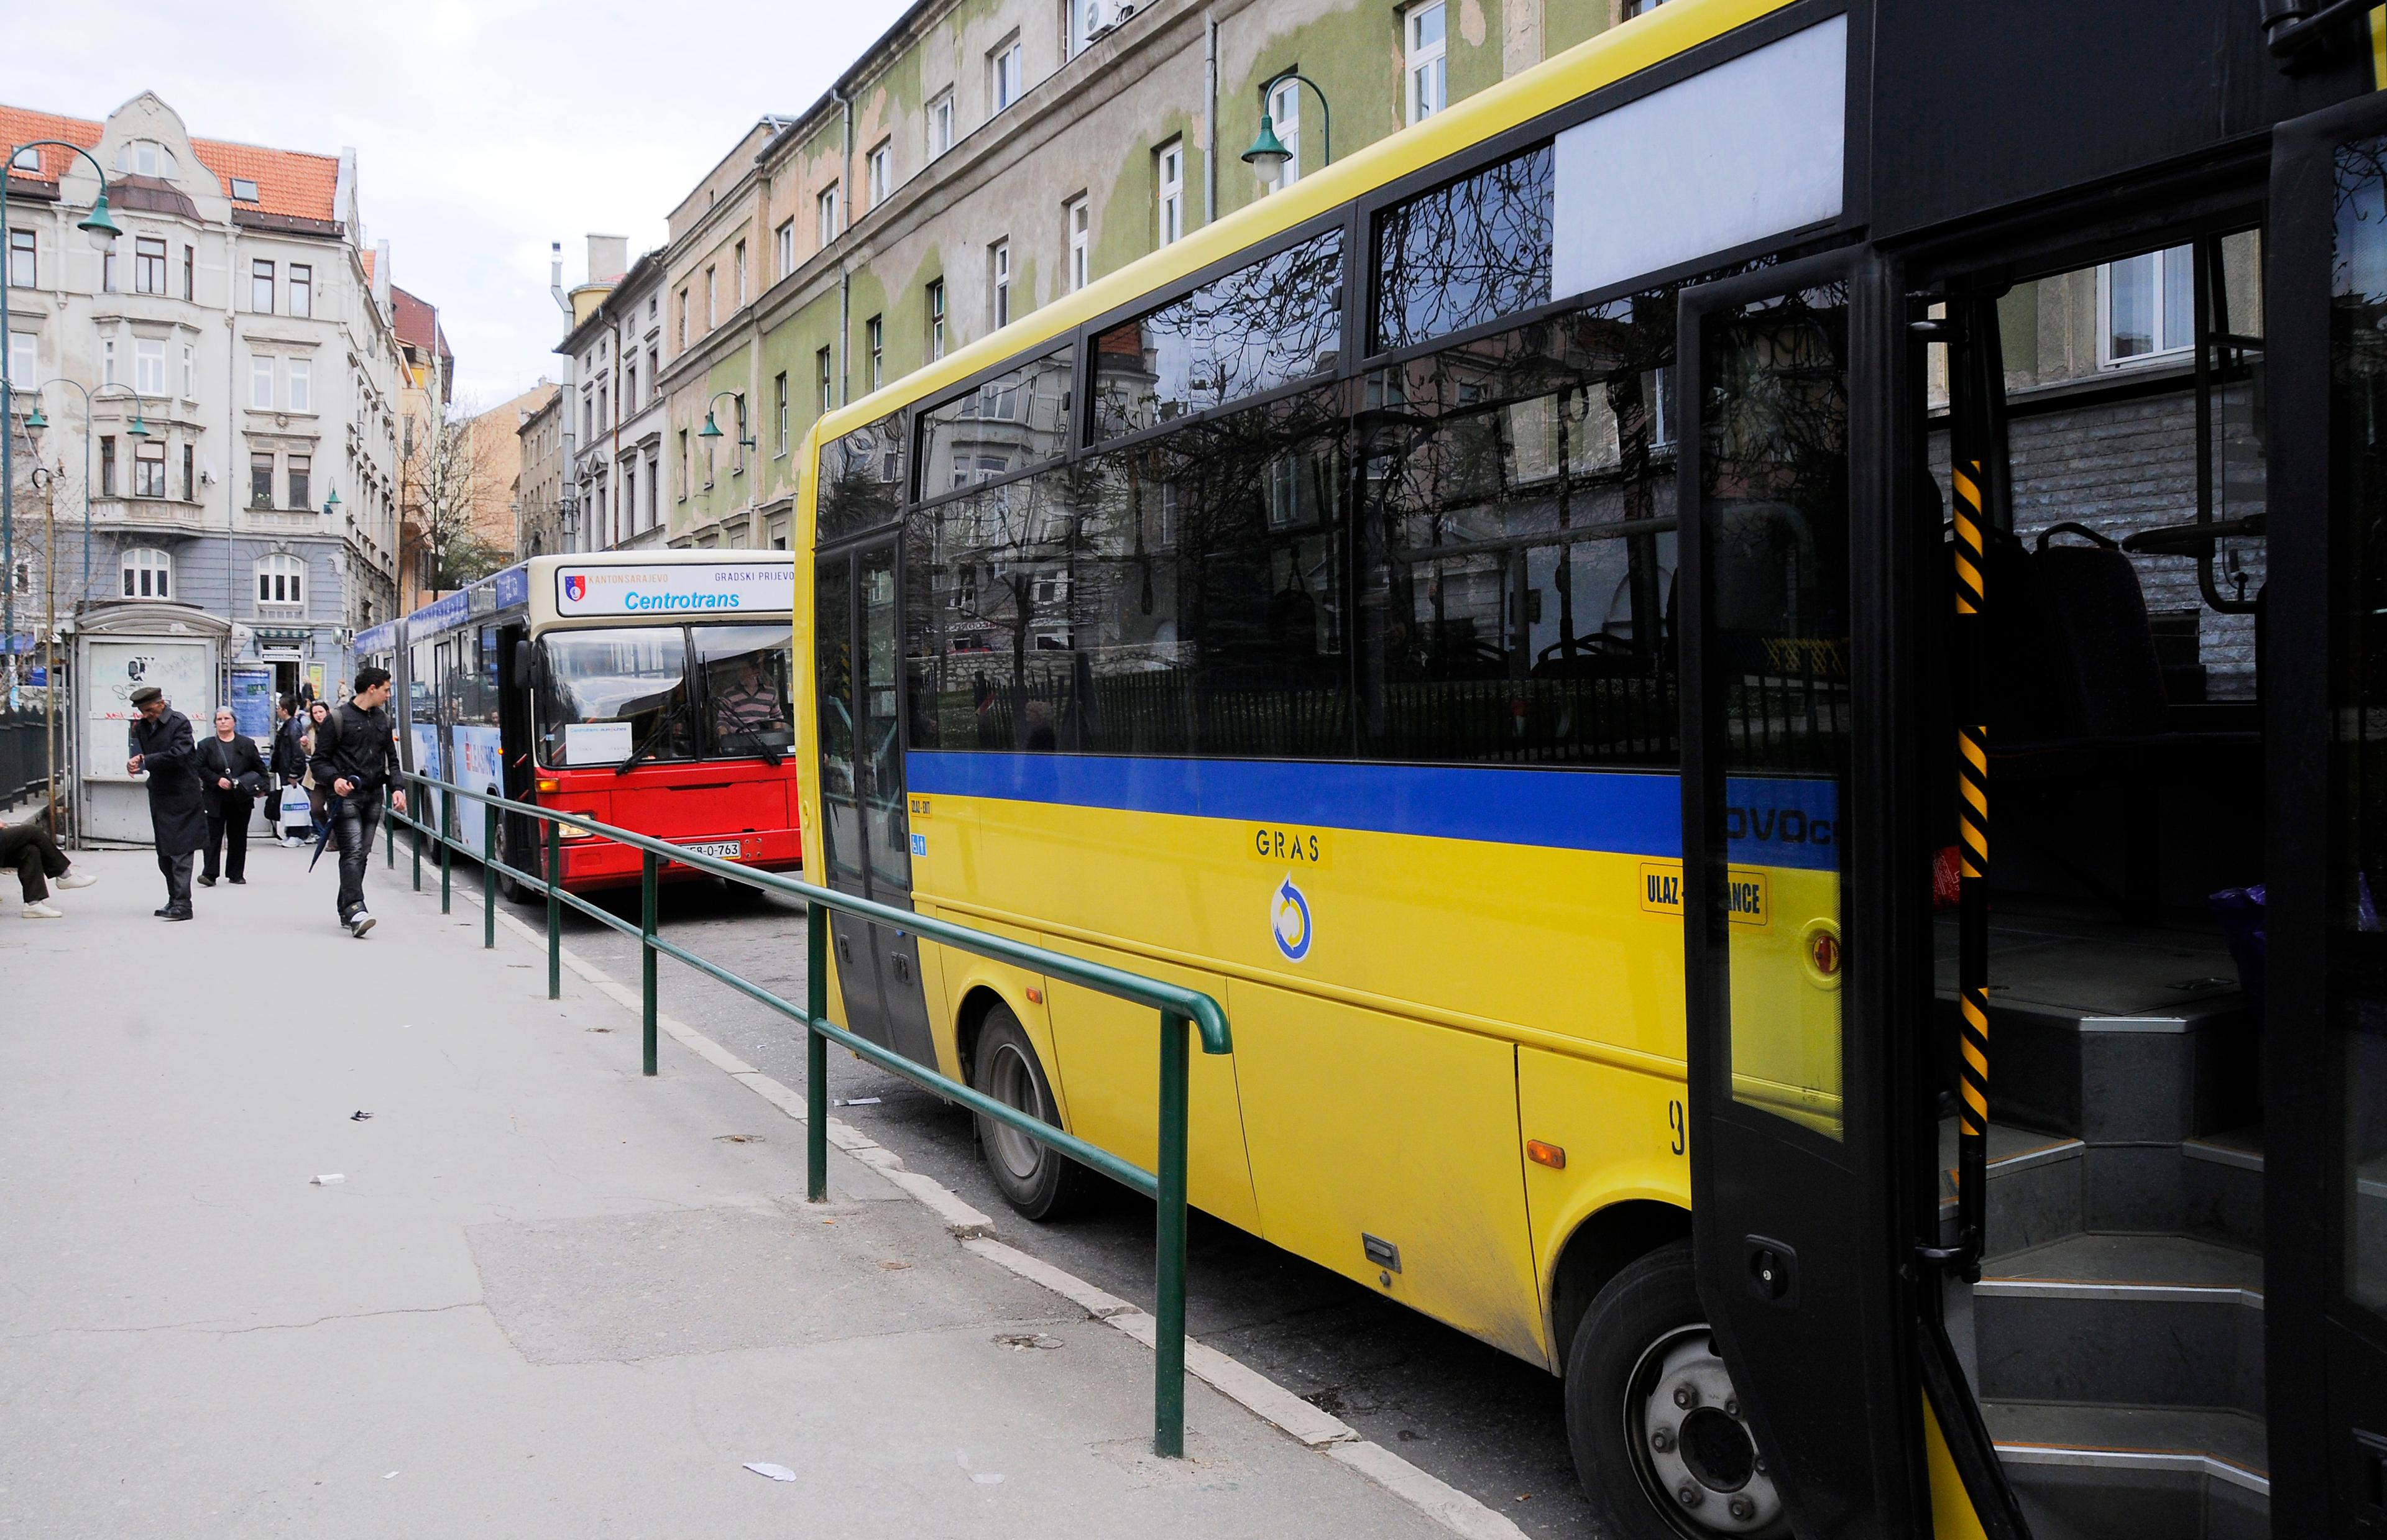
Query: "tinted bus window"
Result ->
[[815, 559, 863, 887], [818, 415, 906, 543], [918, 347, 1075, 497], [1373, 144, 1554, 354], [536, 628, 695, 768], [1354, 294, 1680, 766], [696, 623, 796, 759], [1091, 228, 1344, 441]]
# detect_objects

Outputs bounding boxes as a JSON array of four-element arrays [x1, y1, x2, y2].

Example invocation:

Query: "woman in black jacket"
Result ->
[[195, 707, 267, 886]]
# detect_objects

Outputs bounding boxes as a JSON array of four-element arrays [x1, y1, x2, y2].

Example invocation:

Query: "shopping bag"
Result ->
[[280, 786, 313, 829]]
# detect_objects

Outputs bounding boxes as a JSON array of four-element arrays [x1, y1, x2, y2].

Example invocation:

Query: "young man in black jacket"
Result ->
[[309, 668, 408, 937]]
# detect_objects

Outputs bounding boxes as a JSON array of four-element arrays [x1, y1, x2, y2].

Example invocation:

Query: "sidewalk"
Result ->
[[0, 840, 1461, 1539]]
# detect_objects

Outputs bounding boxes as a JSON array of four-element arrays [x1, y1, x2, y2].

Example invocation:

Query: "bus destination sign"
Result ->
[[554, 562, 794, 617]]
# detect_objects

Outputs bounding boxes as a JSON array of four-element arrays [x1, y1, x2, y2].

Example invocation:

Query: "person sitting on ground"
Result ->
[[1, 817, 95, 919]]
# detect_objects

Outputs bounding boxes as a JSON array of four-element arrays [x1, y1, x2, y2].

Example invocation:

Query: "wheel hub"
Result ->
[[1635, 1332, 1785, 1537]]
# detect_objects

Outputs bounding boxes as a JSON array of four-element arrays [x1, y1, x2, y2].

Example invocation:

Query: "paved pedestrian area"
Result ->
[[0, 840, 1456, 1539]]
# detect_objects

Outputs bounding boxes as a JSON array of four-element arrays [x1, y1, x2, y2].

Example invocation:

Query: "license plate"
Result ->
[[678, 840, 746, 861]]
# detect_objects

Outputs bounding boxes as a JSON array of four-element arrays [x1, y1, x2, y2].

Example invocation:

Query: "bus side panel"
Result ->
[[1515, 1046, 1692, 1349], [919, 912, 1070, 1120], [1037, 937, 1260, 1235], [1232, 984, 1546, 1367]]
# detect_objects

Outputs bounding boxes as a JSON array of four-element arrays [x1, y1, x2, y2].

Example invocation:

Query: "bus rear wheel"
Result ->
[[969, 1008, 1098, 1222], [1564, 1241, 1788, 1540]]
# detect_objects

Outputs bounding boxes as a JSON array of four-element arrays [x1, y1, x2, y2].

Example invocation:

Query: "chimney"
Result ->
[[586, 234, 630, 284], [550, 242, 568, 315], [372, 239, 392, 313]]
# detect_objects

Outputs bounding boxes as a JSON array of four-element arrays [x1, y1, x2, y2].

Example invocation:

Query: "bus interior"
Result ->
[[1923, 226, 2276, 1540]]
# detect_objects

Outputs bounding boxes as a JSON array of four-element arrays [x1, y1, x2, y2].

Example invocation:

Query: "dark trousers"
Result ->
[[4, 825, 69, 902], [203, 802, 251, 882], [332, 791, 383, 922], [157, 850, 194, 909]]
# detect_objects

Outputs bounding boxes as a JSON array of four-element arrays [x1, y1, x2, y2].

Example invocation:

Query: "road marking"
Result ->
[[460, 887, 1527, 1540]]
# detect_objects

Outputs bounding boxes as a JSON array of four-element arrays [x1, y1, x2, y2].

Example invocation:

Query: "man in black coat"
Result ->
[[309, 667, 407, 937], [127, 685, 203, 920], [267, 695, 308, 844], [195, 705, 267, 886]]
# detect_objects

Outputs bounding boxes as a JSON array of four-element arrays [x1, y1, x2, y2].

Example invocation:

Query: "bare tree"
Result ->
[[401, 392, 508, 593]]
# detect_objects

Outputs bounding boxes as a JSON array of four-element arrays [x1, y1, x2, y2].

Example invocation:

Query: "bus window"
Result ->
[[694, 623, 796, 759], [409, 638, 441, 779], [819, 415, 906, 543], [535, 628, 695, 768], [1373, 140, 1555, 354], [815, 556, 865, 888], [915, 346, 1075, 495]]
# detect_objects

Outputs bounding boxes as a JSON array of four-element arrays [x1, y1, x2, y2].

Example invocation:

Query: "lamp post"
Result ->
[[1241, 70, 1332, 186], [698, 392, 757, 548], [25, 380, 145, 612], [3, 139, 120, 701]]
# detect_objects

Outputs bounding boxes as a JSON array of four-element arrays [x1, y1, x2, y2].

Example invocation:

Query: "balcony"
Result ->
[[91, 494, 208, 531]]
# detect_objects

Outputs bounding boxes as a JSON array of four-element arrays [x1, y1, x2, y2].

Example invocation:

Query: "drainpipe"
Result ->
[[224, 205, 239, 694], [1204, 10, 1219, 229], [550, 243, 574, 550], [836, 85, 853, 408]]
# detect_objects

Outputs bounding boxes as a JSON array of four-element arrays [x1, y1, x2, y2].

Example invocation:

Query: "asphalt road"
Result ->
[[523, 874, 1596, 1539]]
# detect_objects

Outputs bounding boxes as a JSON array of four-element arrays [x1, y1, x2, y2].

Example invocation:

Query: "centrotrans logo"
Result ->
[[1271, 875, 1312, 963], [563, 572, 589, 603]]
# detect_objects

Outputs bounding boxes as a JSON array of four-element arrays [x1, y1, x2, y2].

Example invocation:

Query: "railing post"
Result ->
[[385, 794, 395, 867], [806, 899, 828, 1203], [640, 849, 659, 1076], [410, 782, 423, 891], [439, 787, 454, 915], [545, 817, 561, 1001], [482, 801, 497, 950], [1154, 1007, 1190, 1459]]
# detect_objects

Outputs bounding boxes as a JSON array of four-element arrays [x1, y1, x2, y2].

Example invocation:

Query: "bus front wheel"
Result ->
[[1564, 1240, 1788, 1540], [969, 1008, 1098, 1222]]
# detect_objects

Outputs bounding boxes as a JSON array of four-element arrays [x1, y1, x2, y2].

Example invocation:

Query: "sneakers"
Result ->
[[349, 910, 376, 938], [55, 872, 96, 891], [20, 902, 62, 919]]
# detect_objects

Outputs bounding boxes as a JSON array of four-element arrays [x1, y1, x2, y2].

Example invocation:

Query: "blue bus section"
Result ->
[[906, 752, 1840, 870]]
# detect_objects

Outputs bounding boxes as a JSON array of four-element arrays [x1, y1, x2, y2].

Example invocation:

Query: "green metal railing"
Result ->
[[382, 770, 1228, 1457]]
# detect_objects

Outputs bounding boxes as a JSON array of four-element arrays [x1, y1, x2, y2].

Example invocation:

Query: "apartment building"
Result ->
[[2, 91, 404, 700], [650, 0, 1621, 550], [515, 389, 566, 557], [392, 282, 457, 613], [558, 235, 671, 551]]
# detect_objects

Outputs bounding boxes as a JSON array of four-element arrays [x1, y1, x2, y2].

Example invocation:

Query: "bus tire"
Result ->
[[969, 1009, 1098, 1222], [1564, 1240, 1787, 1540]]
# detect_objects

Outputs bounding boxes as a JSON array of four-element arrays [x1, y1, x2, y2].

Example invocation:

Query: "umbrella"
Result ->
[[309, 795, 346, 871]]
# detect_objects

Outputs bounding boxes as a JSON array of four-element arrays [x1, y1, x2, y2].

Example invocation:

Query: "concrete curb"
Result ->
[[471, 893, 1528, 1540]]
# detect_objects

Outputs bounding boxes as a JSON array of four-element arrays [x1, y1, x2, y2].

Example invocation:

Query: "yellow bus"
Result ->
[[799, 1, 2387, 1534]]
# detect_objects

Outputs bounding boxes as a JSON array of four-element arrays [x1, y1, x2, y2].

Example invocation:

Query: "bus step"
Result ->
[[1982, 1400, 2267, 1540]]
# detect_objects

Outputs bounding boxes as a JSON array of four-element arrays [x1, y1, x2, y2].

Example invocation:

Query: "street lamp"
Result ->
[[698, 390, 757, 452], [20, 378, 139, 611], [4, 138, 119, 697], [1241, 70, 1332, 185]]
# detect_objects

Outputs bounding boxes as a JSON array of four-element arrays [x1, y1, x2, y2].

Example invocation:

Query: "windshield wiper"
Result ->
[[615, 713, 675, 776]]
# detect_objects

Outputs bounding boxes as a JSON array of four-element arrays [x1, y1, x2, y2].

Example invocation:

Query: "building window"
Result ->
[[623, 350, 637, 410], [677, 288, 689, 350], [103, 337, 116, 387], [2102, 245, 2195, 365], [182, 244, 193, 300], [182, 443, 194, 502], [816, 346, 834, 416], [134, 440, 166, 498], [817, 183, 840, 245], [229, 175, 259, 201], [775, 370, 789, 452], [1407, 2, 1447, 123], [134, 236, 168, 295], [732, 395, 748, 470], [734, 240, 747, 305], [121, 547, 171, 598], [290, 264, 313, 318], [251, 259, 274, 312], [776, 218, 795, 278], [251, 356, 273, 410], [991, 239, 1012, 328], [99, 437, 116, 497], [180, 343, 195, 398], [929, 91, 955, 157], [991, 35, 1024, 111], [705, 265, 717, 329], [1618, 0, 1668, 16], [677, 429, 690, 498], [135, 339, 165, 395], [868, 140, 893, 208], [1267, 77, 1302, 189], [288, 454, 311, 509], [927, 278, 947, 359], [1067, 0, 1102, 55], [288, 358, 311, 413], [867, 314, 885, 392], [1156, 141, 1184, 245], [7, 331, 32, 385], [643, 449, 659, 528], [251, 451, 274, 507], [6, 227, 31, 288], [1065, 196, 1090, 290], [257, 553, 305, 607], [622, 458, 637, 531]]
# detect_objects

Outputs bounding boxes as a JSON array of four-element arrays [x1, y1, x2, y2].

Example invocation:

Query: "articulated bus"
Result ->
[[796, 2, 2387, 1533], [356, 550, 801, 896]]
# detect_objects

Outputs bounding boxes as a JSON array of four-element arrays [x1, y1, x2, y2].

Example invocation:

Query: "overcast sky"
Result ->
[[14, 0, 909, 405]]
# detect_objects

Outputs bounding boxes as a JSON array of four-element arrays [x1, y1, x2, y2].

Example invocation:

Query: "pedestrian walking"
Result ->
[[304, 700, 333, 841], [1, 817, 96, 919], [126, 685, 203, 920], [196, 707, 268, 887], [268, 695, 308, 845], [310, 666, 407, 937]]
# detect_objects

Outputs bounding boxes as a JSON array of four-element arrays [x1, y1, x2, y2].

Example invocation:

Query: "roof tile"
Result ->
[[0, 100, 338, 223]]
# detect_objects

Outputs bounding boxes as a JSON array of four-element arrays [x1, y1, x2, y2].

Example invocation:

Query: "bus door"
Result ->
[[813, 537, 937, 1068], [1676, 250, 1957, 1538], [2267, 93, 2387, 1539], [497, 621, 534, 864]]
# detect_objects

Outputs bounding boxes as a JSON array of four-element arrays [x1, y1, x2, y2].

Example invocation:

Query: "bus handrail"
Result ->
[[382, 768, 1223, 1459]]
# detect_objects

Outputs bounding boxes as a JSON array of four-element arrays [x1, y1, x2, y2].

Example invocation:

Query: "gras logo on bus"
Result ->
[[1271, 876, 1313, 963], [554, 562, 794, 617]]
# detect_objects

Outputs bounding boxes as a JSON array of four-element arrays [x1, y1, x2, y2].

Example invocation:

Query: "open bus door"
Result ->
[[2266, 92, 2387, 1539]]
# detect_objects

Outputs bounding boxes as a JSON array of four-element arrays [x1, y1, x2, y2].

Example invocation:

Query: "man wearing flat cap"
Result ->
[[126, 685, 203, 920]]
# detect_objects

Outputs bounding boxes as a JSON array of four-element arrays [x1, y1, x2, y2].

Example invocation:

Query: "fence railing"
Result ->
[[382, 769, 1229, 1457]]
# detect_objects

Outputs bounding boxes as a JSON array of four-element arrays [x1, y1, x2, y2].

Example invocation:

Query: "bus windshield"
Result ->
[[695, 623, 797, 761], [536, 628, 694, 768]]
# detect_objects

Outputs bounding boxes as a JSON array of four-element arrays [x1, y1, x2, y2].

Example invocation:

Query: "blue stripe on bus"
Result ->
[[902, 751, 1842, 869]]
